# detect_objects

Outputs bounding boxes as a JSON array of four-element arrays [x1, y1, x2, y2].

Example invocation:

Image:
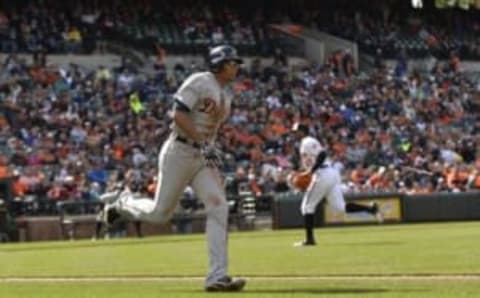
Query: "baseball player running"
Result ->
[[292, 123, 383, 247], [105, 45, 246, 292]]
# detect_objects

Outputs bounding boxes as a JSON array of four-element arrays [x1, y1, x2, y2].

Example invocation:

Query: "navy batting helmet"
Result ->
[[208, 45, 243, 71]]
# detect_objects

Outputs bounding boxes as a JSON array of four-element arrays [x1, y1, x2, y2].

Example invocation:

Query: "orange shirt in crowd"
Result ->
[[366, 173, 389, 189], [439, 115, 453, 125], [0, 116, 7, 128], [270, 123, 289, 136], [12, 179, 28, 197], [112, 144, 125, 161], [0, 166, 10, 178], [446, 168, 469, 189], [270, 109, 287, 119], [350, 169, 364, 184], [233, 130, 251, 145]]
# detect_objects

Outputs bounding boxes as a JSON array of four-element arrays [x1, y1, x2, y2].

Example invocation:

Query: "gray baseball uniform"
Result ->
[[112, 71, 232, 287]]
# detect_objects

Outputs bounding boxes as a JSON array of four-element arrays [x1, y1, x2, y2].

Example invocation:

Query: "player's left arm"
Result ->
[[172, 75, 205, 143]]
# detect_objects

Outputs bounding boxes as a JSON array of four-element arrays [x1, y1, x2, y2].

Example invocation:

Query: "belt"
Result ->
[[175, 136, 201, 149]]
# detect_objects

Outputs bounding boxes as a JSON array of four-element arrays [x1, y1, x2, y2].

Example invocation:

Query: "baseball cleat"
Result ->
[[205, 276, 246, 292], [293, 240, 316, 247]]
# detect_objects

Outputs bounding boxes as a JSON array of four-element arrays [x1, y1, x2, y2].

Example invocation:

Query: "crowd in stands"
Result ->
[[0, 0, 479, 217], [309, 1, 480, 59], [1, 0, 479, 59], [0, 46, 479, 216], [0, 0, 274, 56], [0, 0, 97, 54]]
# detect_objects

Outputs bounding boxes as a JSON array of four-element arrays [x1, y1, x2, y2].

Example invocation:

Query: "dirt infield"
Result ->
[[1, 275, 479, 282]]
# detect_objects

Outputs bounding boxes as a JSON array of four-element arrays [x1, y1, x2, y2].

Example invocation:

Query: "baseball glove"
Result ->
[[287, 171, 313, 192]]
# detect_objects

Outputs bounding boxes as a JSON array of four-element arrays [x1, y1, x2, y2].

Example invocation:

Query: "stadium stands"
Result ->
[[0, 0, 478, 219]]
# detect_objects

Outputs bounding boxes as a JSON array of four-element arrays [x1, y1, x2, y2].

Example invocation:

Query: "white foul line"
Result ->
[[1, 275, 480, 282]]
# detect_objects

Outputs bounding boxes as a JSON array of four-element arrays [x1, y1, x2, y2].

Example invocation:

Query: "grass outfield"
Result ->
[[0, 221, 479, 297]]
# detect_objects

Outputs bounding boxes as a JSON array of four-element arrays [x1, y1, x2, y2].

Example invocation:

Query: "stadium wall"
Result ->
[[272, 191, 480, 229], [269, 24, 358, 69], [4, 190, 480, 241]]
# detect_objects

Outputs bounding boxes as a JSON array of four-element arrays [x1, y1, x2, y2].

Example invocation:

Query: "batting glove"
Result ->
[[201, 143, 223, 169]]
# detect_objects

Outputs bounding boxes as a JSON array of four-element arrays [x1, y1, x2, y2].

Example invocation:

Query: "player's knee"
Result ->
[[203, 191, 227, 207], [301, 204, 315, 216], [210, 197, 226, 206], [205, 195, 228, 213]]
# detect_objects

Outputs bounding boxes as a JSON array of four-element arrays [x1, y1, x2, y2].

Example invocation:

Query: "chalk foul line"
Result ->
[[1, 275, 480, 282]]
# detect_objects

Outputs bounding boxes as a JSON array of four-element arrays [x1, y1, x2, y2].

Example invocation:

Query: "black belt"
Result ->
[[175, 136, 201, 149]]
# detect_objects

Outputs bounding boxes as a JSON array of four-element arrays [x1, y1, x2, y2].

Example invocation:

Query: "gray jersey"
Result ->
[[172, 72, 232, 143]]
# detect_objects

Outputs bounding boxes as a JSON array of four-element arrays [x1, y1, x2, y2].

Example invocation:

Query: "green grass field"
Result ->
[[0, 221, 479, 297]]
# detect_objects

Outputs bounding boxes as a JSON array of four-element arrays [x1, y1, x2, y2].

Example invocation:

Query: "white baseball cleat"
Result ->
[[293, 240, 316, 247]]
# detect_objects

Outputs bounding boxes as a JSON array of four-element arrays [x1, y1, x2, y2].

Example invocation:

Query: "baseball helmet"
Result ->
[[208, 45, 243, 70]]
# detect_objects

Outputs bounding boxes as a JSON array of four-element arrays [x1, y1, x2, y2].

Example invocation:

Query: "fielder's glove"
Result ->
[[201, 144, 223, 169]]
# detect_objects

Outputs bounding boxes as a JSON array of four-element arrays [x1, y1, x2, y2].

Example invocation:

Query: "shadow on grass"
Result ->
[[245, 288, 388, 295], [186, 287, 427, 295]]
